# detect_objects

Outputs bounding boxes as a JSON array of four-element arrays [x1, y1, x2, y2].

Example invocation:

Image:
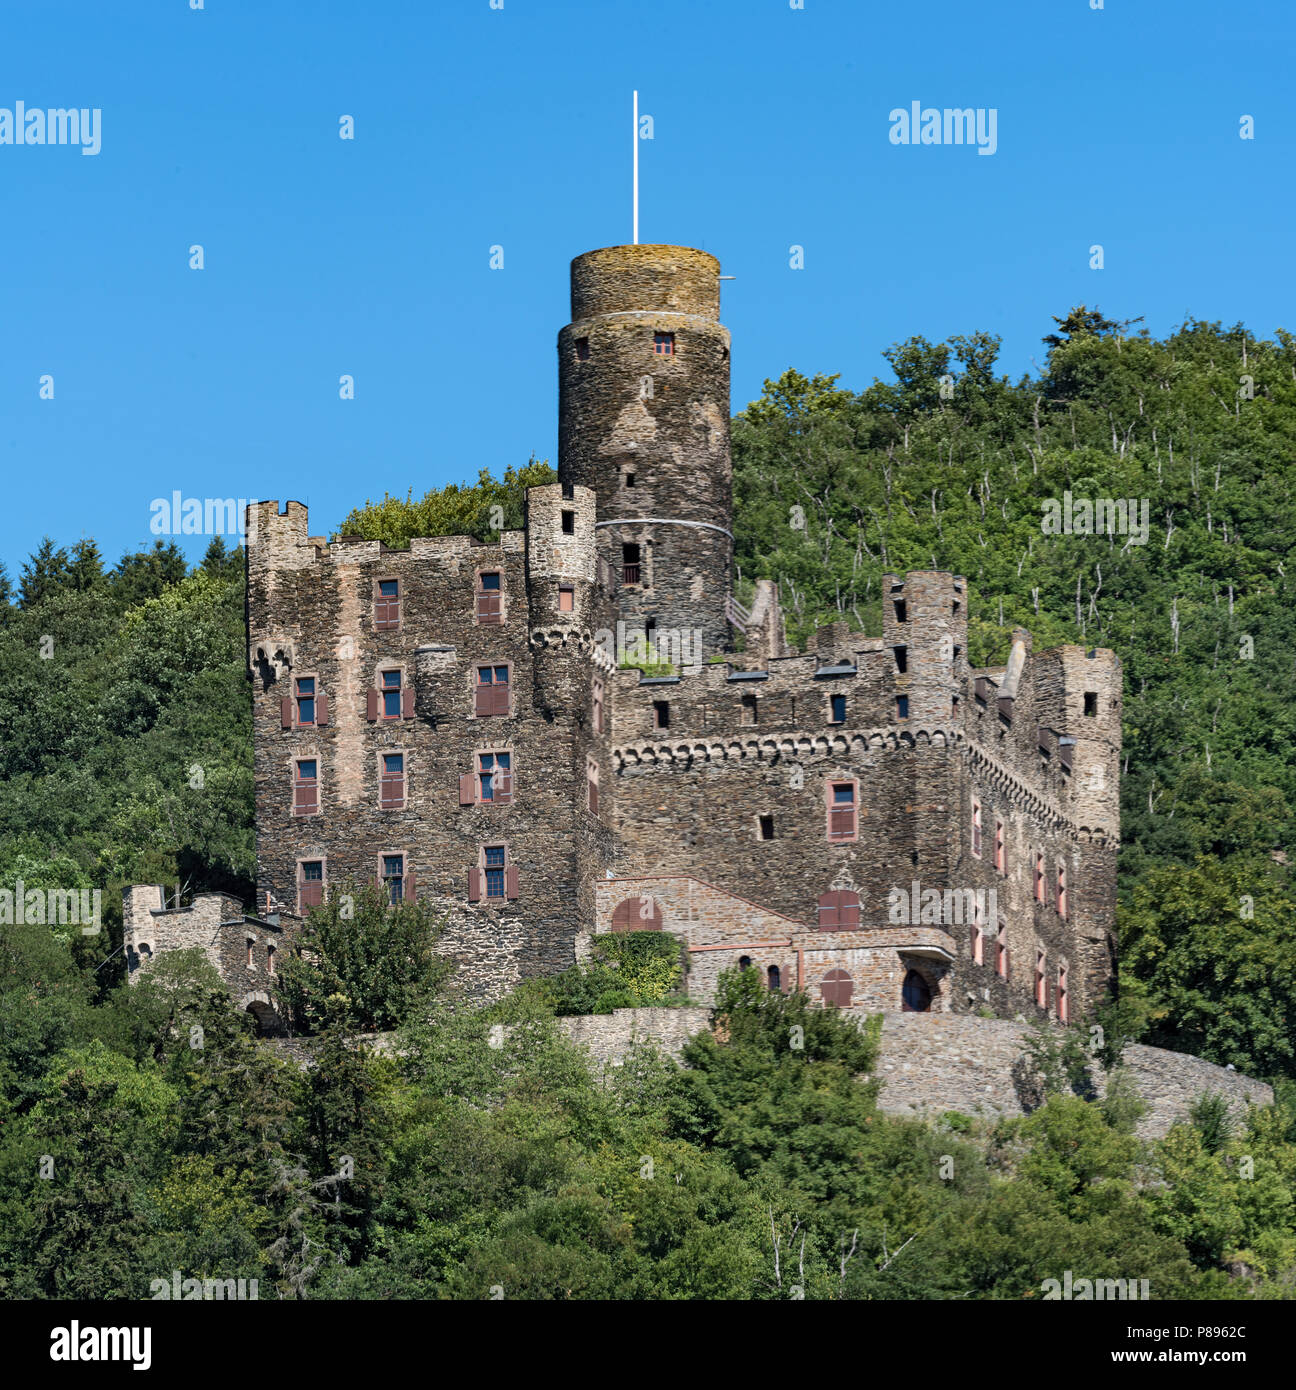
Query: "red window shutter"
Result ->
[[366, 689, 379, 721], [375, 595, 400, 630], [817, 892, 840, 930], [477, 591, 501, 624], [280, 696, 293, 729], [381, 774, 404, 809], [459, 773, 476, 805], [496, 767, 512, 804], [468, 868, 482, 902], [829, 807, 855, 840], [588, 780, 599, 815], [294, 782, 317, 815], [474, 682, 489, 717], [316, 693, 329, 726], [505, 866, 519, 900], [402, 686, 415, 719], [491, 681, 510, 717], [404, 868, 416, 902], [840, 892, 861, 929]]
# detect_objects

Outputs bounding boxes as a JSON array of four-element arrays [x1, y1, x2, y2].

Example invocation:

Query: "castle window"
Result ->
[[818, 889, 861, 929], [971, 799, 982, 857], [767, 965, 781, 991], [475, 664, 510, 717], [741, 692, 759, 725], [592, 677, 604, 734], [561, 509, 575, 535], [758, 814, 774, 840], [477, 751, 512, 805], [380, 752, 406, 810], [738, 956, 752, 971], [611, 896, 662, 931], [994, 819, 1006, 875], [971, 918, 984, 965], [1034, 851, 1046, 904], [298, 859, 325, 911], [902, 970, 931, 1013], [375, 578, 401, 631], [382, 853, 405, 904], [558, 584, 575, 612], [1084, 691, 1098, 716], [829, 693, 846, 725], [653, 332, 675, 356], [380, 669, 403, 719], [893, 597, 907, 623], [820, 968, 853, 1008], [1058, 964, 1069, 1023], [1035, 950, 1047, 1008], [896, 695, 909, 720], [138, 943, 152, 960], [622, 543, 641, 586], [293, 759, 318, 816], [267, 944, 276, 975], [652, 700, 670, 730], [246, 939, 255, 969], [894, 645, 908, 673], [587, 758, 599, 816], [467, 844, 517, 902], [623, 469, 636, 489], [996, 921, 1009, 978], [476, 571, 503, 625], [574, 336, 590, 361], [295, 677, 316, 726], [827, 781, 857, 842], [1057, 861, 1067, 919]]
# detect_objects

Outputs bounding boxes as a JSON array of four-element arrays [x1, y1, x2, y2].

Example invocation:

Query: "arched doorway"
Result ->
[[901, 969, 932, 1013]]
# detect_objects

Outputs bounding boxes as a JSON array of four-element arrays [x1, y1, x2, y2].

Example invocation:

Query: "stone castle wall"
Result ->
[[553, 1006, 1273, 1141]]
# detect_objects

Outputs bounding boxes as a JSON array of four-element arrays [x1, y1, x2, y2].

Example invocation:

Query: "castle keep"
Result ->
[[138, 243, 1122, 1036]]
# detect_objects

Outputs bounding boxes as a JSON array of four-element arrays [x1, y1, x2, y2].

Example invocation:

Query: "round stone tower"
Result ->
[[557, 244, 733, 660]]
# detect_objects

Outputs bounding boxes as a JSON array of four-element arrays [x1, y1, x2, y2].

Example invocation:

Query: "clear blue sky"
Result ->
[[1, 0, 1291, 579]]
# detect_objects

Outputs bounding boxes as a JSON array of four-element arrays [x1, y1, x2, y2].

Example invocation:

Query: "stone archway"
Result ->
[[240, 990, 284, 1038]]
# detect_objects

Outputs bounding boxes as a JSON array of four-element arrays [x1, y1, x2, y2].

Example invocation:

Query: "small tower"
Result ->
[[557, 244, 733, 659]]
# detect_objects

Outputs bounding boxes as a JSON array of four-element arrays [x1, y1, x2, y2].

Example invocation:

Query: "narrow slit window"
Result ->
[[652, 700, 670, 730], [829, 693, 846, 725], [561, 510, 575, 535], [758, 814, 774, 840]]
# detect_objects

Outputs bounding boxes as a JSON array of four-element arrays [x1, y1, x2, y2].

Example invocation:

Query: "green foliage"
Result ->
[[507, 931, 684, 1016], [275, 882, 453, 1034], [336, 457, 557, 548]]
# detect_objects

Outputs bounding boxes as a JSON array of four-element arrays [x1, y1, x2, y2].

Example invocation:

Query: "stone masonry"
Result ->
[[225, 241, 1122, 1037]]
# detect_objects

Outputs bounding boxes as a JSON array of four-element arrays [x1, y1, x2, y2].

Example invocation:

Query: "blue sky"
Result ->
[[1, 0, 1291, 579]]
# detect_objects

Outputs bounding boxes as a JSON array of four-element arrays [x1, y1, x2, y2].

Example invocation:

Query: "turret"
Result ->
[[557, 244, 733, 659]]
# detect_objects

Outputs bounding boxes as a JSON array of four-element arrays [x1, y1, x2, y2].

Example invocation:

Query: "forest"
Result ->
[[1, 308, 1293, 1298]]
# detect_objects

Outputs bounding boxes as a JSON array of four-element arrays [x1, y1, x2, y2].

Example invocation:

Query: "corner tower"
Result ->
[[558, 244, 733, 656]]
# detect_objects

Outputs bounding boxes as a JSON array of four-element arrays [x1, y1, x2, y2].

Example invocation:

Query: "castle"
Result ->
[[125, 243, 1121, 1038]]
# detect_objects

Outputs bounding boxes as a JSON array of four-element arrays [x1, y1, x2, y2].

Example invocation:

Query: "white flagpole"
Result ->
[[633, 89, 639, 245]]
